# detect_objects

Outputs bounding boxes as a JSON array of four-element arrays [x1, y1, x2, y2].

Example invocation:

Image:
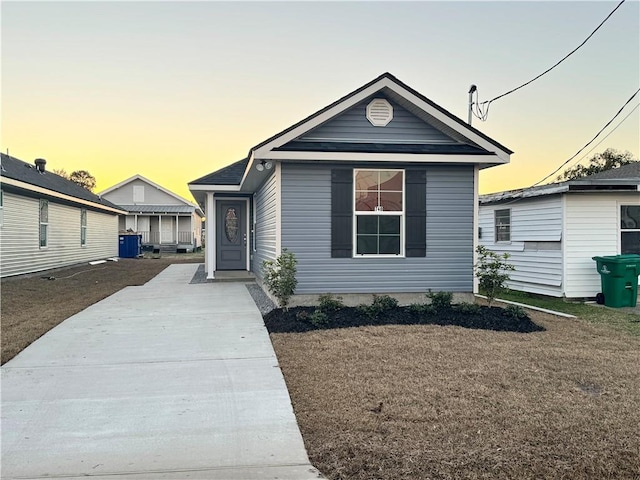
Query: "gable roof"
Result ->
[[189, 72, 512, 194], [480, 162, 640, 204], [251, 72, 513, 157], [99, 174, 201, 209], [0, 153, 124, 214]]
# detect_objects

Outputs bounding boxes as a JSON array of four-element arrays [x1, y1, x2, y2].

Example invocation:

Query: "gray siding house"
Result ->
[[0, 153, 124, 278], [99, 175, 204, 253], [189, 73, 512, 297], [479, 162, 640, 298]]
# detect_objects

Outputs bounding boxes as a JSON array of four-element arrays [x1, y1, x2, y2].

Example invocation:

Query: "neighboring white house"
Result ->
[[99, 175, 203, 253], [0, 153, 125, 278], [479, 162, 640, 298]]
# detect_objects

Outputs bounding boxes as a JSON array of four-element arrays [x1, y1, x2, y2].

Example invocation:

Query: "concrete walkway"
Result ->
[[1, 264, 322, 479]]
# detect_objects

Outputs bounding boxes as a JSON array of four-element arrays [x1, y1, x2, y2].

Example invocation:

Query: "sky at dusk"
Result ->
[[2, 1, 638, 201]]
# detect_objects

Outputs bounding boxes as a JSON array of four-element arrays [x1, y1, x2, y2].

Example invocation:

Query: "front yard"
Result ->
[[3, 264, 639, 478], [270, 306, 640, 479]]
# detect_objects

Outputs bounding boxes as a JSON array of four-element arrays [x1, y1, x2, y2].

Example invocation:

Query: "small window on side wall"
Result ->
[[495, 209, 511, 242], [39, 199, 49, 248], [620, 205, 640, 254], [81, 208, 87, 246]]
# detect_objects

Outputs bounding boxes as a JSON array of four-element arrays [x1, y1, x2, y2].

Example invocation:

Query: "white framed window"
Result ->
[[39, 199, 49, 248], [353, 169, 404, 256], [81, 208, 87, 246], [495, 208, 511, 242], [620, 205, 640, 254]]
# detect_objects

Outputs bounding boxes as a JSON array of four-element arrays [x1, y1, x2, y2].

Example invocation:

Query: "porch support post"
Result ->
[[159, 214, 162, 244], [472, 164, 479, 295], [175, 214, 179, 244], [206, 192, 215, 279], [134, 214, 138, 232]]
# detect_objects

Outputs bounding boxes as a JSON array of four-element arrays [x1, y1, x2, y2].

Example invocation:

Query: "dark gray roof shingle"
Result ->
[[118, 204, 195, 214], [189, 158, 248, 186], [275, 141, 491, 155], [0, 153, 122, 211], [579, 162, 640, 180]]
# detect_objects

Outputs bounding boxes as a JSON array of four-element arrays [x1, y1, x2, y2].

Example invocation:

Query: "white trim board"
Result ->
[[1, 177, 126, 215]]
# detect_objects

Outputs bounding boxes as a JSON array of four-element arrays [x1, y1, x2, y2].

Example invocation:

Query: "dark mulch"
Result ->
[[264, 305, 545, 334]]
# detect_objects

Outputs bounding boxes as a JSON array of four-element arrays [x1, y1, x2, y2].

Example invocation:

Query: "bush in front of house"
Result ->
[[475, 245, 516, 307], [262, 249, 298, 310], [266, 289, 544, 334], [427, 290, 453, 311]]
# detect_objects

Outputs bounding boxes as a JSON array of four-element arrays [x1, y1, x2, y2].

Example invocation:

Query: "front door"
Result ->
[[217, 200, 246, 270]]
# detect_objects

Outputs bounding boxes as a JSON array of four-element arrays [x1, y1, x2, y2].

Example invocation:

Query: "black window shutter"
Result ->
[[331, 169, 353, 258], [405, 169, 426, 257]]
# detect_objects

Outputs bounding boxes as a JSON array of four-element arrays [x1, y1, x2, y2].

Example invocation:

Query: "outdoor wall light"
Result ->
[[256, 160, 273, 172]]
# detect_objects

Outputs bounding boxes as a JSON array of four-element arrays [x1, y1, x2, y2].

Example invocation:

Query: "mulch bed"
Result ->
[[264, 305, 545, 334]]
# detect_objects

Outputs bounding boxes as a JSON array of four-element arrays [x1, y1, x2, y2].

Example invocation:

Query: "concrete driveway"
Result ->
[[1, 264, 322, 479]]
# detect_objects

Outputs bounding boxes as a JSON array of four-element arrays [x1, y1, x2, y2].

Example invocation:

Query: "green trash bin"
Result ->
[[592, 254, 640, 308]]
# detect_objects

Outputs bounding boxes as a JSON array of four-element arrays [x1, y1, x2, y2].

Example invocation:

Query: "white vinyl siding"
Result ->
[[0, 191, 119, 278], [479, 196, 563, 297], [564, 194, 623, 297]]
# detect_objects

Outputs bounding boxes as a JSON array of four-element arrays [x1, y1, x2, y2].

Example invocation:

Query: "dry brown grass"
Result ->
[[271, 313, 640, 479], [1, 256, 201, 364]]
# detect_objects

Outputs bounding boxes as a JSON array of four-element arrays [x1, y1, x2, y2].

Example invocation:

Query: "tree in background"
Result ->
[[53, 168, 97, 192], [69, 170, 97, 192], [557, 148, 638, 181]]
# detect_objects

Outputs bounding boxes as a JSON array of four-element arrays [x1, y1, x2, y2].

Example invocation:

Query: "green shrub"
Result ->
[[408, 303, 435, 315], [457, 302, 482, 315], [308, 309, 330, 327], [504, 304, 528, 319], [475, 245, 515, 307], [262, 249, 298, 310], [357, 294, 399, 319], [296, 308, 331, 328], [427, 290, 453, 310], [318, 294, 344, 313]]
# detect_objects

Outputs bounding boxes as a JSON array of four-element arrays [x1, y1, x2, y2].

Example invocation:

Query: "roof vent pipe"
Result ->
[[34, 158, 47, 173]]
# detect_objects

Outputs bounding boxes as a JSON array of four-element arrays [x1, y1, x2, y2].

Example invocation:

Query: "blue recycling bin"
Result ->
[[118, 234, 141, 258]]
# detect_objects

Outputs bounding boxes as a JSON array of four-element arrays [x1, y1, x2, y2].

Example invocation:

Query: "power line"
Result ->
[[530, 87, 639, 187], [488, 99, 640, 208], [556, 102, 639, 178], [472, 0, 627, 121]]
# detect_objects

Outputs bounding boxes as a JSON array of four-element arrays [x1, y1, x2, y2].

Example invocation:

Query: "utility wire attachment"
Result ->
[[471, 0, 627, 122]]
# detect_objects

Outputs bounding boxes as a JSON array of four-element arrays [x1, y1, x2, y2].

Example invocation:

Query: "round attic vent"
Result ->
[[366, 98, 393, 127]]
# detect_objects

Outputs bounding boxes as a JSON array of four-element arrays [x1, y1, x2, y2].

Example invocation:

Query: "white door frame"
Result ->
[[208, 196, 250, 277]]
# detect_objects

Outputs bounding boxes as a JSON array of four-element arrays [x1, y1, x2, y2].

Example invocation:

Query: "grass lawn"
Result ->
[[4, 262, 639, 478], [271, 308, 640, 479], [0, 253, 202, 364], [494, 289, 640, 336]]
